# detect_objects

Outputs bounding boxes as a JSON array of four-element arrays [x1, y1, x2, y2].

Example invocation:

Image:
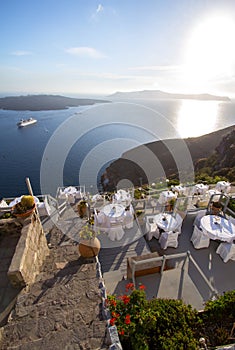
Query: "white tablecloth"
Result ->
[[63, 186, 77, 194], [114, 189, 132, 203], [194, 184, 209, 195], [158, 191, 177, 205], [216, 181, 231, 193], [154, 213, 178, 231], [200, 215, 235, 243], [101, 204, 125, 218], [172, 185, 186, 195]]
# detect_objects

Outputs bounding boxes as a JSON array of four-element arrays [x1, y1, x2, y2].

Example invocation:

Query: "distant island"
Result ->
[[108, 90, 230, 101], [0, 94, 110, 111]]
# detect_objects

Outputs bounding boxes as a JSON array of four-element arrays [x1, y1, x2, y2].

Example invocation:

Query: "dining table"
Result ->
[[215, 181, 231, 194], [114, 189, 132, 204], [171, 185, 186, 196], [194, 183, 209, 195], [200, 215, 235, 243], [158, 190, 177, 205], [154, 212, 179, 232], [100, 203, 126, 241], [101, 203, 125, 218]]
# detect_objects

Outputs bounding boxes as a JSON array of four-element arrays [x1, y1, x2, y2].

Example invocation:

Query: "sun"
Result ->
[[182, 14, 235, 91]]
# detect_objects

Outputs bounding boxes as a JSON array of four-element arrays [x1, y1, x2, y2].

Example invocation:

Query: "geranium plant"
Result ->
[[107, 283, 200, 350]]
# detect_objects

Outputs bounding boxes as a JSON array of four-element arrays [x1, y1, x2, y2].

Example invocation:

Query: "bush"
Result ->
[[107, 284, 200, 350], [199, 290, 235, 347]]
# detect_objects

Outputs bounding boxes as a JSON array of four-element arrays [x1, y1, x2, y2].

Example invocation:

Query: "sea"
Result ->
[[0, 98, 235, 198]]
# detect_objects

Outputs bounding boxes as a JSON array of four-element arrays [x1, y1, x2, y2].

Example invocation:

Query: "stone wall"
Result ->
[[7, 215, 49, 288]]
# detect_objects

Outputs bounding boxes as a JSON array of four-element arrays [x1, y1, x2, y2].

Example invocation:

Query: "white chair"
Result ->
[[193, 210, 207, 228], [124, 210, 134, 229], [108, 224, 125, 241], [145, 216, 160, 240], [190, 225, 210, 249], [159, 231, 179, 249], [75, 191, 82, 200], [228, 216, 235, 225], [37, 196, 52, 217], [57, 189, 67, 200], [216, 242, 235, 263], [94, 210, 109, 233], [172, 213, 183, 234], [0, 200, 10, 217], [67, 193, 75, 204]]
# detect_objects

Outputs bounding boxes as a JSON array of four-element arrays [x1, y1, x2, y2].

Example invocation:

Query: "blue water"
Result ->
[[0, 99, 234, 198]]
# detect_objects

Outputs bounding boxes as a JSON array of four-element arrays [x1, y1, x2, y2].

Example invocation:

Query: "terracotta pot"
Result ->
[[12, 204, 36, 218], [78, 237, 101, 258], [77, 201, 88, 218]]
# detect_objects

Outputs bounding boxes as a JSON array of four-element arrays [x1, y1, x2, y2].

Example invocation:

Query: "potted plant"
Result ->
[[77, 199, 88, 218], [211, 201, 223, 215], [12, 195, 36, 218], [166, 198, 176, 212], [78, 224, 100, 258]]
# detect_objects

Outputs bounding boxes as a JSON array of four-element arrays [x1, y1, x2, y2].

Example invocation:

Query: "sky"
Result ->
[[1, 0, 235, 97]]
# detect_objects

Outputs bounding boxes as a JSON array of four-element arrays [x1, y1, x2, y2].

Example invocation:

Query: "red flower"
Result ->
[[125, 314, 131, 325], [119, 329, 125, 336], [125, 282, 134, 291], [112, 312, 120, 318], [110, 317, 116, 326], [139, 284, 146, 290], [110, 299, 117, 307], [120, 295, 130, 304]]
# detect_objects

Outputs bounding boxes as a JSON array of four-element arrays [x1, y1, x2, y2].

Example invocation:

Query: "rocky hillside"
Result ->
[[195, 128, 235, 180], [101, 125, 235, 191]]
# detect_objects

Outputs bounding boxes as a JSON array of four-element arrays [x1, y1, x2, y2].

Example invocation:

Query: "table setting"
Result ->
[[154, 212, 178, 232], [200, 215, 235, 243], [158, 190, 177, 205], [194, 183, 209, 195]]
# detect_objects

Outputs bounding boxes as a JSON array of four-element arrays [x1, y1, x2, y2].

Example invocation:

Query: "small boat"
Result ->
[[17, 118, 37, 128]]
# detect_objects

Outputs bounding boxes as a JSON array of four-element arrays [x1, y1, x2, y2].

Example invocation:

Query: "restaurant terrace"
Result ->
[[0, 179, 235, 348]]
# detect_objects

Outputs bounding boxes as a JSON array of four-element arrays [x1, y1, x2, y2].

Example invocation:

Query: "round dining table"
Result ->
[[215, 181, 231, 194], [200, 215, 235, 243], [194, 183, 209, 195], [158, 191, 177, 205], [101, 203, 125, 218], [154, 213, 178, 231], [172, 185, 186, 196]]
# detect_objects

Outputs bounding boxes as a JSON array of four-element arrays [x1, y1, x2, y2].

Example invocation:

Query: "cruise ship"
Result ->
[[17, 118, 37, 128]]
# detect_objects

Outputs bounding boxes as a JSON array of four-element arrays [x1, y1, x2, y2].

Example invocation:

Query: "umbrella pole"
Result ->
[[25, 177, 40, 218]]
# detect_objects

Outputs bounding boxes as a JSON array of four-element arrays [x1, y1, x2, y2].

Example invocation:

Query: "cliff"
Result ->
[[101, 125, 235, 190]]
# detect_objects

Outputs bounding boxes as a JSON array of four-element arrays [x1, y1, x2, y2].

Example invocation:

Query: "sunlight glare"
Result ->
[[183, 14, 235, 90], [177, 100, 219, 138]]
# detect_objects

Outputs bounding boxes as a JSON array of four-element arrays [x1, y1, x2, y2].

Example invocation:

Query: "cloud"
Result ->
[[129, 65, 182, 72], [91, 3, 104, 20], [66, 46, 106, 58], [11, 50, 33, 56], [96, 4, 104, 13]]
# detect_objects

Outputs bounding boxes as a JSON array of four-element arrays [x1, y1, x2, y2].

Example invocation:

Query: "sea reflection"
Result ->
[[177, 100, 219, 138]]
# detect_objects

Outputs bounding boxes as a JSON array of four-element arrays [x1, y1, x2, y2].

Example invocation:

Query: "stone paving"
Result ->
[[0, 225, 109, 350]]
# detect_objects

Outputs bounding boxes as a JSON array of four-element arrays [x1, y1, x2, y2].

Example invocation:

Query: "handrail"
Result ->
[[187, 252, 218, 296], [130, 250, 218, 297]]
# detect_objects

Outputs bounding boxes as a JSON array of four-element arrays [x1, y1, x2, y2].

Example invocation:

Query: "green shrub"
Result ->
[[107, 284, 200, 350]]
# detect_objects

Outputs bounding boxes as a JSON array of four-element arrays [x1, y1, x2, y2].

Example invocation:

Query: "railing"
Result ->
[[130, 250, 218, 298]]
